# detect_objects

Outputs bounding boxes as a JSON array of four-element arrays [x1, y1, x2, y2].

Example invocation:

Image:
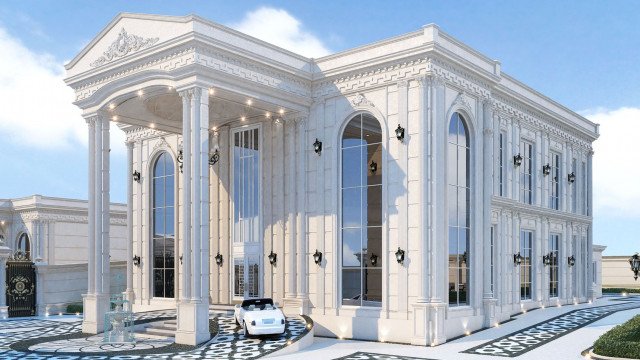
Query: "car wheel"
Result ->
[[243, 321, 250, 338], [235, 316, 239, 326]]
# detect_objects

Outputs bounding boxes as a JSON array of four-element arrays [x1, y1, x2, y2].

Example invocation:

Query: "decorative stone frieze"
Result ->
[[90, 28, 160, 68]]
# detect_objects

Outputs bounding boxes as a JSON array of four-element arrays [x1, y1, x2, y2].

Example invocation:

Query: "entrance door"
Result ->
[[6, 250, 36, 317], [231, 125, 262, 300]]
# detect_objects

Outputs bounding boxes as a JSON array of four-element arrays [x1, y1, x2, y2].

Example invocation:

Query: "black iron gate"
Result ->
[[5, 251, 36, 317]]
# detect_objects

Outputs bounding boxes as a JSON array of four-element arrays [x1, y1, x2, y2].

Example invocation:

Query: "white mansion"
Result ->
[[64, 13, 598, 346]]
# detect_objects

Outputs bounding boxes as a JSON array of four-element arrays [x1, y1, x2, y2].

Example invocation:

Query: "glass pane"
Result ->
[[342, 147, 363, 188], [458, 146, 467, 186], [234, 259, 245, 297], [164, 153, 174, 176], [448, 186, 457, 226], [449, 265, 458, 305], [448, 227, 458, 256], [458, 188, 467, 228], [458, 229, 468, 267], [342, 268, 361, 305], [165, 207, 174, 236], [153, 209, 164, 237], [365, 226, 382, 267], [342, 188, 361, 228], [458, 114, 469, 147], [366, 144, 382, 186], [154, 155, 164, 177], [365, 185, 382, 226], [448, 115, 458, 144], [458, 267, 468, 305], [165, 176, 174, 207], [447, 143, 457, 185], [154, 178, 164, 208], [154, 270, 164, 297], [342, 116, 362, 148], [342, 228, 362, 267], [153, 237, 165, 268], [363, 268, 382, 306], [362, 114, 382, 144], [165, 269, 174, 298], [164, 238, 174, 268]]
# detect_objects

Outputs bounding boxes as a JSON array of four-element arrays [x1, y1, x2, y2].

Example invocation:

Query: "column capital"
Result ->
[[397, 79, 409, 88], [125, 140, 135, 148]]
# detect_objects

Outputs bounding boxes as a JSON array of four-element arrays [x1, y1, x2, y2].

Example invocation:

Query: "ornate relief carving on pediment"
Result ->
[[90, 28, 159, 68]]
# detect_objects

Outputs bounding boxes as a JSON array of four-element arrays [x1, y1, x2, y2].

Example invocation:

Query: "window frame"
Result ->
[[520, 141, 534, 205], [520, 230, 533, 301]]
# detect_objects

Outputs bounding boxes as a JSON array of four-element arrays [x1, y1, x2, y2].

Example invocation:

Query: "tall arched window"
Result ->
[[17, 233, 30, 260], [152, 152, 175, 298], [448, 112, 470, 306], [341, 113, 382, 307]]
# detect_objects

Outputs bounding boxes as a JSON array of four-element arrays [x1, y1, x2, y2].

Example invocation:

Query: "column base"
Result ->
[[0, 306, 8, 320], [411, 301, 447, 346], [82, 293, 110, 334], [175, 301, 210, 346], [282, 297, 309, 316], [482, 298, 498, 328]]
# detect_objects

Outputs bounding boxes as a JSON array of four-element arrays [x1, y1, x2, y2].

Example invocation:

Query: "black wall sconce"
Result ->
[[268, 250, 277, 266], [543, 164, 551, 176], [369, 160, 378, 174], [395, 247, 405, 264], [543, 252, 552, 266], [461, 250, 468, 264], [513, 154, 523, 167], [132, 170, 141, 183], [209, 149, 220, 166], [215, 252, 223, 266], [629, 253, 639, 280], [313, 138, 322, 155], [369, 253, 379, 267], [313, 249, 323, 265], [132, 255, 141, 266], [395, 124, 405, 141], [513, 252, 523, 266], [179, 255, 183, 265], [567, 255, 576, 267], [177, 150, 184, 173], [568, 172, 576, 183]]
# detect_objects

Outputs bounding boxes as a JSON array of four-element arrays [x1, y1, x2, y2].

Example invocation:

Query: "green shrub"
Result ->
[[66, 303, 83, 314], [603, 288, 640, 294], [593, 314, 640, 359]]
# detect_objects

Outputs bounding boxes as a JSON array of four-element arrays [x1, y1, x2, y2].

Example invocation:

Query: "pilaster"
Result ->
[[124, 140, 134, 304], [0, 246, 10, 319]]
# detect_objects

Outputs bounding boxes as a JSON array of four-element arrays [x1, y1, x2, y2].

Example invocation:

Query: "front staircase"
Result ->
[[136, 304, 235, 339]]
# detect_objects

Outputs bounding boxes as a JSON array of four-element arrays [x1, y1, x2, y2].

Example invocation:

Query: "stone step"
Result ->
[[147, 324, 176, 332], [138, 327, 175, 338]]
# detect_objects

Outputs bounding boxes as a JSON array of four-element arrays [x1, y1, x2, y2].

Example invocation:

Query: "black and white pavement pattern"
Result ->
[[0, 310, 310, 359], [462, 300, 640, 357], [333, 352, 436, 360]]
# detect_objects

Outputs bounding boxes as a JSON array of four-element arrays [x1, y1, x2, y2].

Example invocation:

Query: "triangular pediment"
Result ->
[[65, 13, 195, 77]]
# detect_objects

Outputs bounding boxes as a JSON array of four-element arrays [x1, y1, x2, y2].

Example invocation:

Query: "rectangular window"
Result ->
[[490, 226, 495, 293], [549, 234, 559, 298], [499, 131, 506, 196], [520, 230, 533, 300], [550, 152, 560, 210], [572, 235, 577, 297], [582, 162, 588, 215], [569, 158, 578, 214], [520, 141, 534, 204]]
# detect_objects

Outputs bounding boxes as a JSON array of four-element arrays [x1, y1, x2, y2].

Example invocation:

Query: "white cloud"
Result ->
[[230, 7, 331, 58], [0, 26, 125, 154], [584, 107, 640, 218]]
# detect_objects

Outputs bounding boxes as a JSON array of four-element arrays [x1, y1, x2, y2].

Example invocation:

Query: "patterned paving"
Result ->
[[462, 300, 640, 357], [0, 310, 310, 359], [333, 352, 436, 360]]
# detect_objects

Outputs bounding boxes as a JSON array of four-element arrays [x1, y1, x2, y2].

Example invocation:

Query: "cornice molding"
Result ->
[[124, 126, 169, 142], [17, 211, 126, 225]]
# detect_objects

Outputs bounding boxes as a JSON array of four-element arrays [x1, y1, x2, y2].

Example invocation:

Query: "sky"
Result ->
[[0, 1, 638, 256]]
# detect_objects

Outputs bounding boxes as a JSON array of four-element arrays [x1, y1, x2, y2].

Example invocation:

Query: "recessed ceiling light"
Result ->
[[279, 108, 285, 114], [266, 112, 271, 118], [246, 99, 252, 106], [109, 103, 115, 110], [149, 123, 156, 128], [241, 116, 246, 121], [112, 115, 118, 121], [137, 90, 143, 97], [208, 88, 214, 95]]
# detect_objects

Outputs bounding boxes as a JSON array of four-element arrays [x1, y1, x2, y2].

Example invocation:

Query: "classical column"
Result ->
[[0, 245, 10, 319], [535, 130, 542, 206], [285, 119, 297, 300], [513, 121, 520, 201], [295, 116, 309, 312], [587, 151, 594, 300], [175, 85, 210, 346], [482, 99, 497, 328], [82, 113, 111, 334], [124, 140, 134, 304]]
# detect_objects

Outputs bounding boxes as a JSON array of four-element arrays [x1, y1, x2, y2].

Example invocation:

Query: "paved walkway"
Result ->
[[267, 295, 640, 360], [0, 310, 310, 359]]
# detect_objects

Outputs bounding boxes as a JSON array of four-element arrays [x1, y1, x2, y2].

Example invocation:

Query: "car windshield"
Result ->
[[240, 298, 274, 310]]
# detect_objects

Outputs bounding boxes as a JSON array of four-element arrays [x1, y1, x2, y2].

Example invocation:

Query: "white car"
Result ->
[[234, 298, 286, 336]]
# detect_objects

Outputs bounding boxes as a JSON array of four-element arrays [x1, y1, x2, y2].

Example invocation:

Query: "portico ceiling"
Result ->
[[111, 86, 294, 134]]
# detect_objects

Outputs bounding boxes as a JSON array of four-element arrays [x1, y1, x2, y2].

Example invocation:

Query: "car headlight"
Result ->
[[251, 320, 256, 326]]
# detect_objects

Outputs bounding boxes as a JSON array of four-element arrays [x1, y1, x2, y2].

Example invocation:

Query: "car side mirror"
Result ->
[[274, 302, 280, 308], [235, 304, 241, 309]]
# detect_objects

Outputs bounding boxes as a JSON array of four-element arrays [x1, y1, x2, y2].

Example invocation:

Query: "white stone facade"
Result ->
[[64, 13, 599, 345], [0, 195, 127, 315]]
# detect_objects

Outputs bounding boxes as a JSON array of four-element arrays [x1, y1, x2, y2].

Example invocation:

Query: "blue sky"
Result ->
[[0, 1, 638, 255]]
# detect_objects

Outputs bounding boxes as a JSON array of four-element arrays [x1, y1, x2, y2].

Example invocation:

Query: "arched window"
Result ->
[[152, 152, 175, 298], [341, 113, 383, 307], [17, 233, 30, 260], [448, 112, 470, 306]]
